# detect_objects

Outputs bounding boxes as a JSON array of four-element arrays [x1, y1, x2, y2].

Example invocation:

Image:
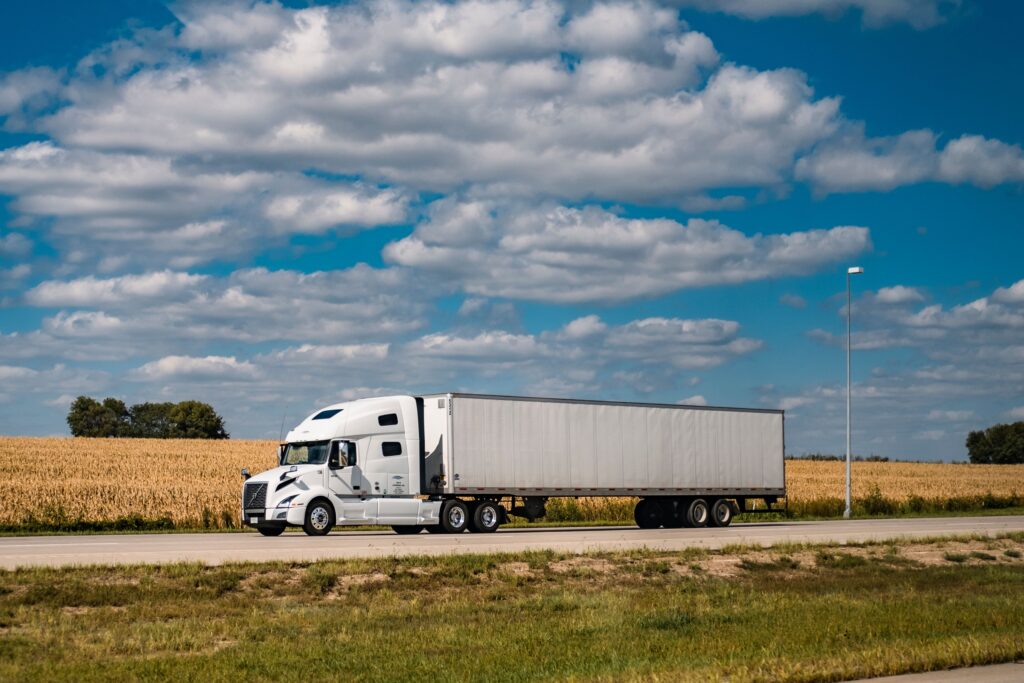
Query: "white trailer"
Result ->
[[240, 393, 785, 536]]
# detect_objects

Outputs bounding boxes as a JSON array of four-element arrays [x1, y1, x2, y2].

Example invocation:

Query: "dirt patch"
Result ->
[[336, 572, 390, 591], [549, 557, 615, 574], [499, 561, 534, 578]]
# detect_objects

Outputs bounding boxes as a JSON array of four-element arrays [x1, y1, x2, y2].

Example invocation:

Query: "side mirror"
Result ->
[[241, 467, 251, 480]]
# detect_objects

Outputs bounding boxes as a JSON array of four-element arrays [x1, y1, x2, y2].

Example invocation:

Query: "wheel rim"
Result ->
[[310, 506, 330, 530], [693, 503, 708, 524], [481, 506, 496, 527], [448, 506, 465, 527], [716, 504, 730, 523]]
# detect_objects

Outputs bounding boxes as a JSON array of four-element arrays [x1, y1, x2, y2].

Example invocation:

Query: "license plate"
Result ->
[[250, 517, 258, 524]]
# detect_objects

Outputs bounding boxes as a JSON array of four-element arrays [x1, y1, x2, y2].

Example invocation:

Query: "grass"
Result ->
[[1, 539, 1024, 682]]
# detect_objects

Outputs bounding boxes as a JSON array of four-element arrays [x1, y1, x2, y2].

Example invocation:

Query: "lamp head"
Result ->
[[847, 266, 864, 275]]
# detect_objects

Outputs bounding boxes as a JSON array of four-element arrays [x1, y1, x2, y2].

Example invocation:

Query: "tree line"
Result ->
[[967, 421, 1024, 464], [67, 396, 229, 439]]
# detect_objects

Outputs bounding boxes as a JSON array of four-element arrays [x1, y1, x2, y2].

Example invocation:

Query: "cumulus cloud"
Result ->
[[796, 129, 1024, 193], [25, 271, 207, 306], [673, 0, 959, 29], [133, 355, 259, 381], [677, 394, 707, 406], [386, 200, 871, 303]]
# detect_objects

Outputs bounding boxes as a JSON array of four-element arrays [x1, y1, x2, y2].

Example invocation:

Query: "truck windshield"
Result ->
[[281, 441, 330, 466]]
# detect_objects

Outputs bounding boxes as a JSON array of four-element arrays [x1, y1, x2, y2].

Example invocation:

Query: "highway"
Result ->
[[1, 515, 1021, 569]]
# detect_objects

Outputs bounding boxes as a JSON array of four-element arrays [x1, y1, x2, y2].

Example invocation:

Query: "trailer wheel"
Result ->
[[469, 501, 502, 533], [392, 525, 424, 535], [709, 499, 733, 527], [258, 526, 285, 537], [440, 500, 469, 533], [303, 498, 335, 536], [634, 499, 662, 529], [685, 498, 709, 528]]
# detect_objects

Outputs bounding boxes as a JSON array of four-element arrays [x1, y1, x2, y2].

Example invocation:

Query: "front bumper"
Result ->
[[241, 507, 292, 529]]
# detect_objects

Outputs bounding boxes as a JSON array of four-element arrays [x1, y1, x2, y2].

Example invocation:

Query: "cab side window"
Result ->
[[381, 442, 402, 457]]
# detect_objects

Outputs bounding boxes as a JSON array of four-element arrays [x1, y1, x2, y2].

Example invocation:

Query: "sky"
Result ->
[[0, 0, 1021, 459]]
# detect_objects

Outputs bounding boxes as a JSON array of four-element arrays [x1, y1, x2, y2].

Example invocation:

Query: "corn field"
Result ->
[[0, 437, 1022, 529]]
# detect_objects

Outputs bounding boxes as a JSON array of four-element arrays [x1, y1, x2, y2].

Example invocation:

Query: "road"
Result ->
[[1, 515, 1021, 569]]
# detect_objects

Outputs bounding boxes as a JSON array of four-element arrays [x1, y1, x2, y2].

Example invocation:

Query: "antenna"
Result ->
[[278, 404, 289, 442]]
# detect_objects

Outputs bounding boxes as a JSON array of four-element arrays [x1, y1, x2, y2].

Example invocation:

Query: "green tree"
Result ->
[[128, 402, 176, 438], [168, 400, 229, 439], [67, 396, 125, 437], [967, 422, 1024, 464]]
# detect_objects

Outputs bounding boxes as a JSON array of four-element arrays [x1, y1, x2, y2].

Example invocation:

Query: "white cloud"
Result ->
[[914, 429, 946, 441], [26, 271, 207, 306], [874, 285, 925, 305], [677, 394, 707, 406], [263, 185, 408, 233], [1007, 407, 1024, 421], [779, 293, 807, 308], [133, 355, 259, 381], [673, 0, 959, 29], [927, 409, 973, 422], [0, 365, 39, 381], [0, 233, 32, 258], [386, 200, 871, 303], [797, 129, 1024, 193]]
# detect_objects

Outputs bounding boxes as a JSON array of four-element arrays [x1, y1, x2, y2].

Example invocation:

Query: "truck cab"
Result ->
[[241, 395, 446, 536]]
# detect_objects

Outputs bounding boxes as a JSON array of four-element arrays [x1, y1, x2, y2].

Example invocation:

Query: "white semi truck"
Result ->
[[241, 393, 785, 536]]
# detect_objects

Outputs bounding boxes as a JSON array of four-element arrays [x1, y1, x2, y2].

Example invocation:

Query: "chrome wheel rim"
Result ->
[[481, 506, 496, 527], [694, 503, 708, 524], [448, 506, 465, 528], [310, 506, 330, 530]]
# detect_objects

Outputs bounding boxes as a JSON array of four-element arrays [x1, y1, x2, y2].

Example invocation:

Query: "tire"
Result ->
[[258, 526, 285, 537], [392, 525, 424, 535], [634, 498, 663, 529], [439, 499, 470, 533], [303, 498, 335, 536], [661, 498, 685, 528], [469, 501, 502, 533], [425, 524, 445, 534], [686, 498, 710, 528], [709, 499, 733, 527]]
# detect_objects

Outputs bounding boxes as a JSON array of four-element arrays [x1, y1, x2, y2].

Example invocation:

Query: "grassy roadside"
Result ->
[[2, 504, 1023, 537], [1, 536, 1023, 681]]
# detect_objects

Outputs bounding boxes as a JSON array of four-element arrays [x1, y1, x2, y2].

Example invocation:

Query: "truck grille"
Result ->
[[244, 482, 267, 511]]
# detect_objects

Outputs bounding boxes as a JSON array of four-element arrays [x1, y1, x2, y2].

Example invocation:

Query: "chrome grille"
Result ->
[[244, 482, 267, 511]]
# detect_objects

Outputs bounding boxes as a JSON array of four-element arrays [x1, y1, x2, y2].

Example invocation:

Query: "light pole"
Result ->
[[845, 266, 864, 519]]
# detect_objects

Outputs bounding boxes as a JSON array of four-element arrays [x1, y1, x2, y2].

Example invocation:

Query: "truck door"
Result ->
[[327, 440, 363, 497]]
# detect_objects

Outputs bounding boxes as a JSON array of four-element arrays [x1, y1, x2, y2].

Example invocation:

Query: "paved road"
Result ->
[[854, 662, 1024, 682], [1, 515, 1021, 569]]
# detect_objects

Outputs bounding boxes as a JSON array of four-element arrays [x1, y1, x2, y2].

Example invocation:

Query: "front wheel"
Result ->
[[303, 498, 335, 536], [258, 525, 285, 537]]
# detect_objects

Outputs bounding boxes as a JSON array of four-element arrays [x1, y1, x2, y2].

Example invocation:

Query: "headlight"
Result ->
[[276, 495, 298, 508]]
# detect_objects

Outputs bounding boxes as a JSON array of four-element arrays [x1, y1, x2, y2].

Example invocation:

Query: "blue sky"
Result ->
[[0, 0, 1022, 460]]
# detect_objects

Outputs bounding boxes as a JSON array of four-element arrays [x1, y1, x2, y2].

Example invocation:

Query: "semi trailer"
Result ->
[[240, 393, 785, 536]]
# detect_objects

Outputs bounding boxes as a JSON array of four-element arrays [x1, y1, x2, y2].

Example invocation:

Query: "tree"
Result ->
[[967, 422, 1024, 464], [67, 396, 229, 439], [168, 400, 229, 439], [128, 402, 176, 438]]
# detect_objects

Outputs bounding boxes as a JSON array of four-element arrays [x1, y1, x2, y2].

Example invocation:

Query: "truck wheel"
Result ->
[[634, 499, 662, 529], [686, 498, 709, 528], [440, 500, 469, 533], [425, 524, 445, 534], [258, 526, 285, 537], [303, 498, 335, 536], [469, 501, 502, 533], [392, 525, 424, 535], [710, 499, 733, 527]]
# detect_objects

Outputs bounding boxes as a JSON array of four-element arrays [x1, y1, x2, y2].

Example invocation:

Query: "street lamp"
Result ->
[[845, 266, 864, 519]]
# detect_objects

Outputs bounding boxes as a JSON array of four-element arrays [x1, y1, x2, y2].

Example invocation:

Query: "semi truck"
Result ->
[[240, 393, 785, 536]]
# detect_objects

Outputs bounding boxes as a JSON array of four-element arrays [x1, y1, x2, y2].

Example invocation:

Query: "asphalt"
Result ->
[[1, 514, 1021, 569], [853, 662, 1024, 682]]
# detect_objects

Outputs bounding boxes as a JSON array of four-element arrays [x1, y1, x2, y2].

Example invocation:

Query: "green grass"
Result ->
[[2, 541, 1024, 682]]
